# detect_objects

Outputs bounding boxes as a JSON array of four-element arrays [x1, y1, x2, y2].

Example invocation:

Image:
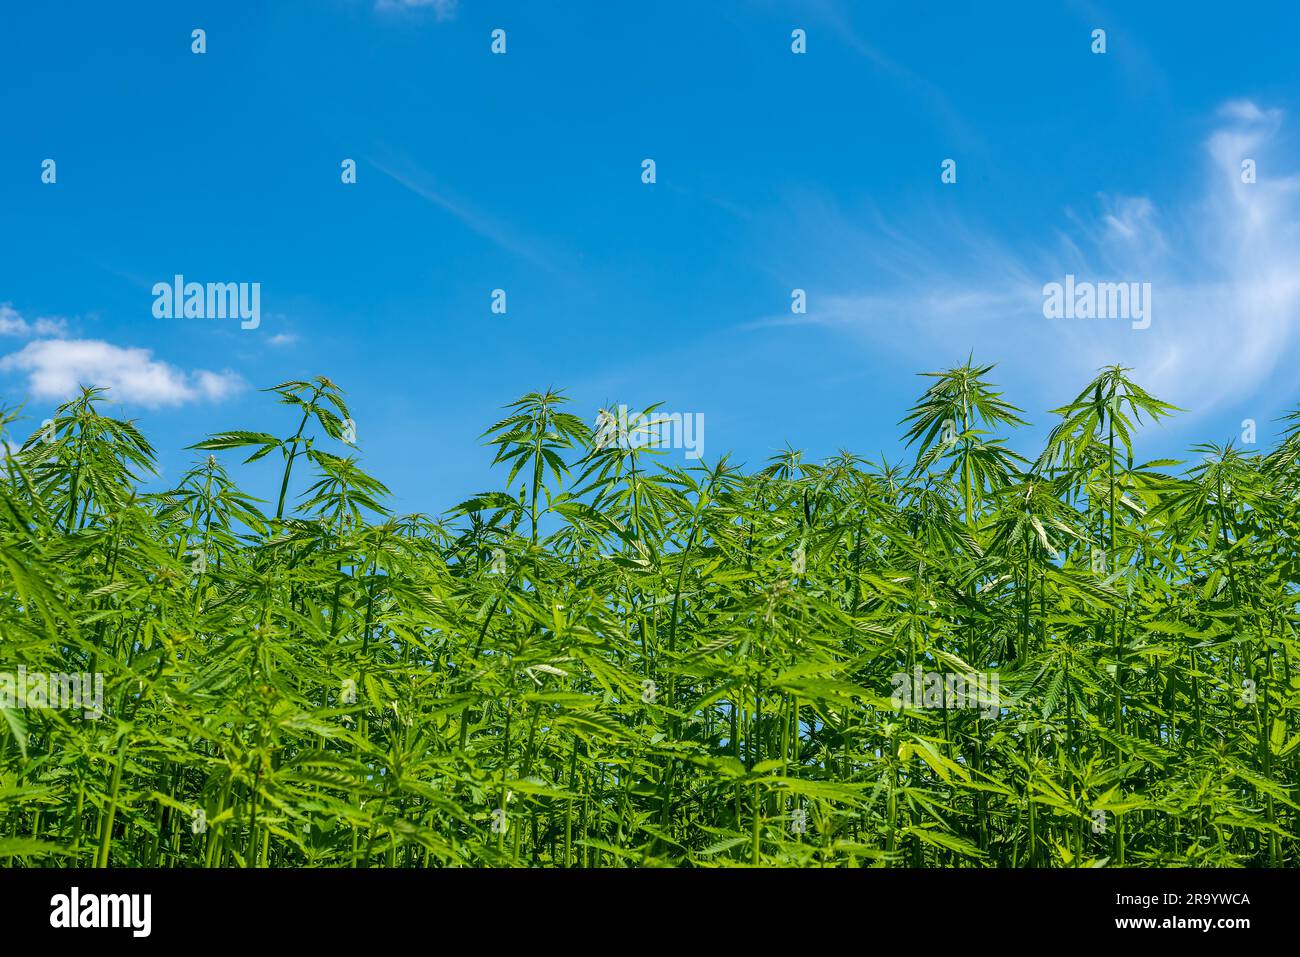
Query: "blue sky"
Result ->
[[3, 1, 1300, 513]]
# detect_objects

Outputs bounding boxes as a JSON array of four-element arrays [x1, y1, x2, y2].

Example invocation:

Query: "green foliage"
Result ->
[[0, 364, 1297, 868]]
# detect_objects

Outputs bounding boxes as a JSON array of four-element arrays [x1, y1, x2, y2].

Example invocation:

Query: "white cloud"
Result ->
[[267, 333, 298, 347], [0, 338, 244, 408], [1218, 100, 1277, 124], [0, 303, 67, 338], [753, 100, 1300, 419], [375, 0, 457, 19]]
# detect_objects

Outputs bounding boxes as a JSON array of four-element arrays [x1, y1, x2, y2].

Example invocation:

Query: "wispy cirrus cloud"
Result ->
[[800, 0, 982, 151], [370, 158, 557, 269], [374, 0, 458, 21], [0, 338, 244, 407], [752, 100, 1300, 419]]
